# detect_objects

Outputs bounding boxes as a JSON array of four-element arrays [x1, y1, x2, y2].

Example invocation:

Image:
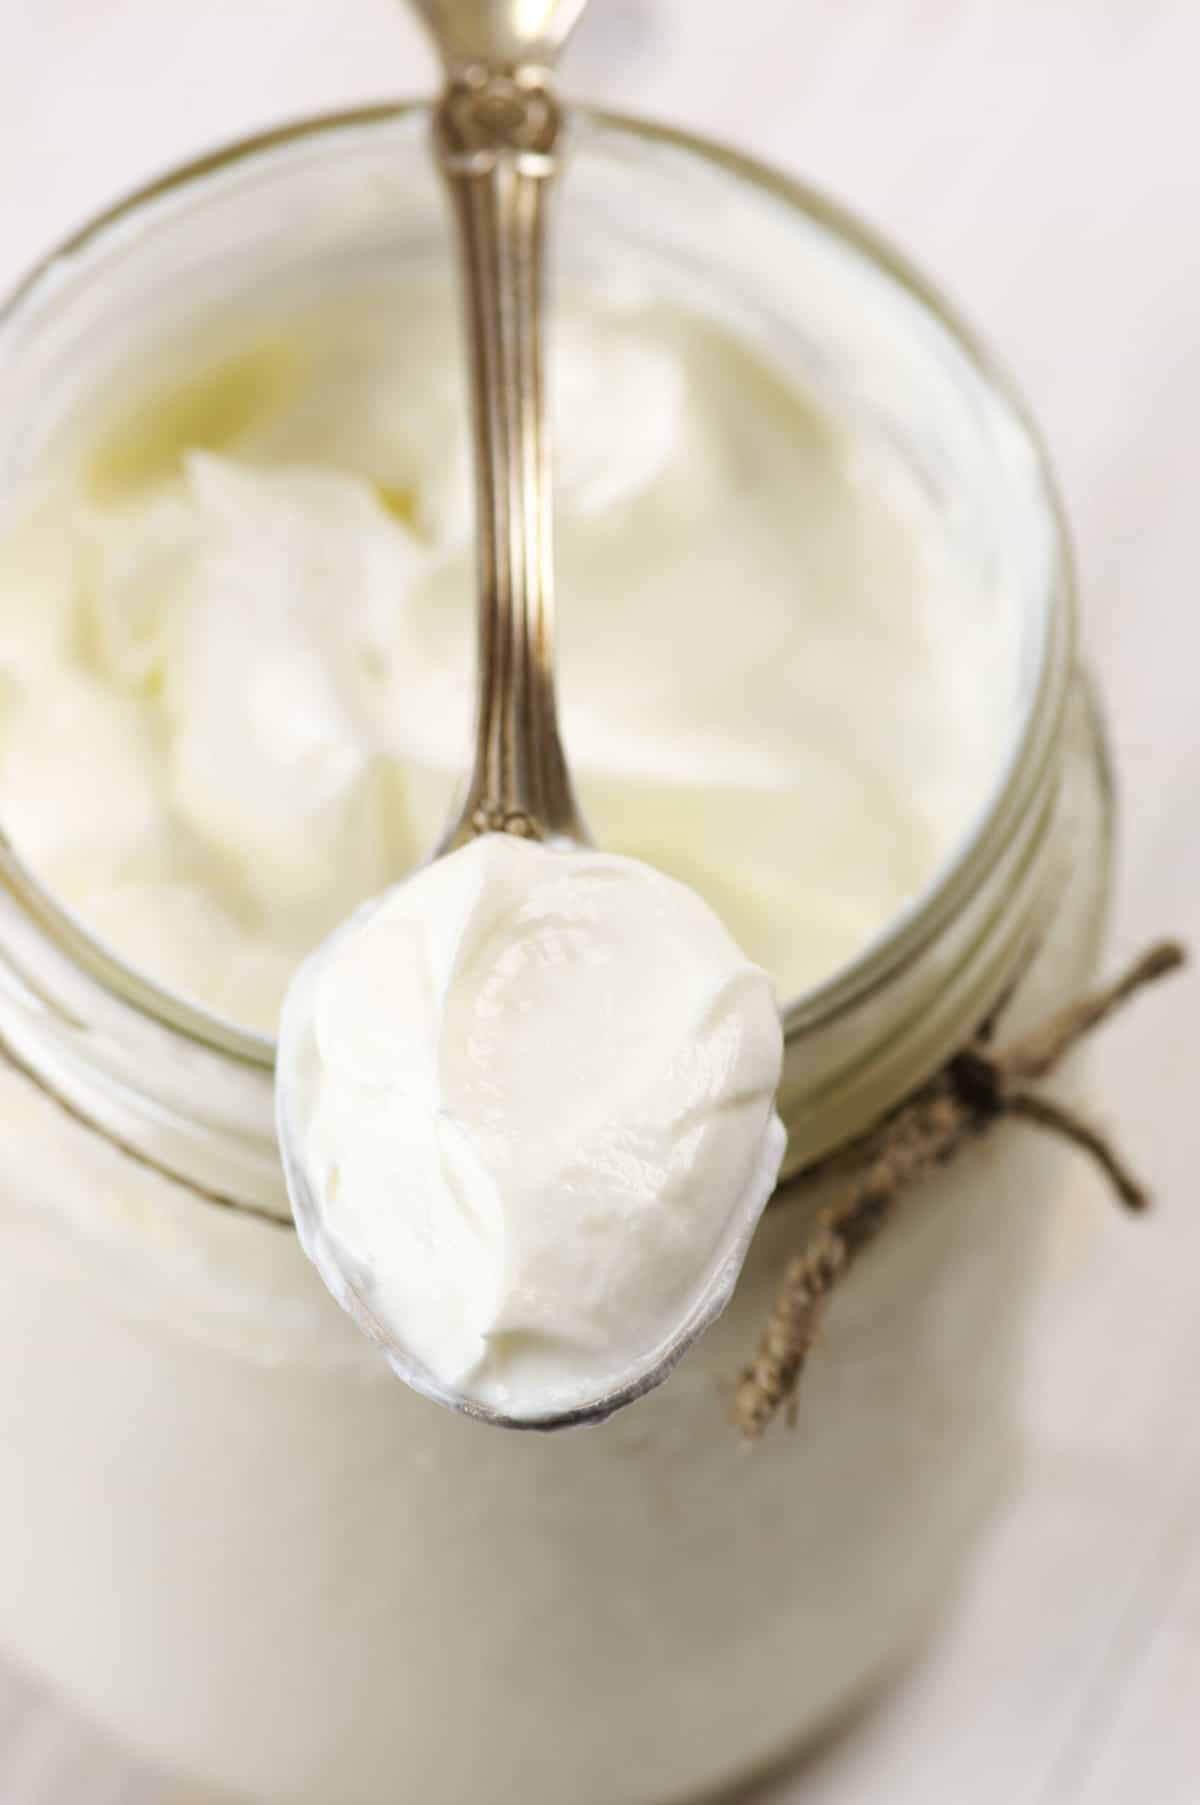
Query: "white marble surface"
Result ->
[[0, 3, 1196, 1801]]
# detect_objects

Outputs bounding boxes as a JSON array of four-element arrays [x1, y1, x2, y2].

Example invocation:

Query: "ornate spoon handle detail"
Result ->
[[414, 6, 589, 849]]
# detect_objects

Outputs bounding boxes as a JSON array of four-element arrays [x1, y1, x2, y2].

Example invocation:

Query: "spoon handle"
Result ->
[[432, 68, 587, 851]]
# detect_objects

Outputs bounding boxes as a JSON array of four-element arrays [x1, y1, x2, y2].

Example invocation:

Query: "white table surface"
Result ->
[[0, 3, 1196, 1801]]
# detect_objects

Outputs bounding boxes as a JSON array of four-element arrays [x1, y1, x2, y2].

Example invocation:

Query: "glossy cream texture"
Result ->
[[281, 834, 786, 1418], [0, 288, 1004, 1032]]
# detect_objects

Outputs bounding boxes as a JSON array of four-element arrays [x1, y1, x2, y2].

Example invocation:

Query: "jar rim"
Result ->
[[0, 99, 1073, 1076]]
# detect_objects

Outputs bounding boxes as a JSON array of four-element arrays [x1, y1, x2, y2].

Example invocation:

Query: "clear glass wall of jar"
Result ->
[[0, 109, 1112, 1805]]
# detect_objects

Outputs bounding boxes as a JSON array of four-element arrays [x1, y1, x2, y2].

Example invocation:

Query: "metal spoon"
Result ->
[[276, 0, 781, 1428]]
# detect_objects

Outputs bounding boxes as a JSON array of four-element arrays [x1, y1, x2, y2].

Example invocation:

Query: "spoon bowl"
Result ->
[[276, 863, 780, 1432]]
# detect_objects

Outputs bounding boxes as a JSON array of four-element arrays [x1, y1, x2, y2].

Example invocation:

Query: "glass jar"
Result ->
[[0, 108, 1111, 1805]]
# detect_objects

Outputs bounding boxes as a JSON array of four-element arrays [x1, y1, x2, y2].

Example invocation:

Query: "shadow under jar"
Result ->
[[0, 107, 1110, 1805]]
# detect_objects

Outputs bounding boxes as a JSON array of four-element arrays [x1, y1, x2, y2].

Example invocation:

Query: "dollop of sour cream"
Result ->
[[278, 834, 786, 1422]]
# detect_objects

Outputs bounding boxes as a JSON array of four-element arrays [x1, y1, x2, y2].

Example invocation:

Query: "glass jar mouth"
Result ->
[[0, 100, 1072, 1077]]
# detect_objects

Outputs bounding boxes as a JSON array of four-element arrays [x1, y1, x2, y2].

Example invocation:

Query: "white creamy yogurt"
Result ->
[[0, 286, 1005, 1033], [279, 834, 786, 1420], [0, 154, 1081, 1805]]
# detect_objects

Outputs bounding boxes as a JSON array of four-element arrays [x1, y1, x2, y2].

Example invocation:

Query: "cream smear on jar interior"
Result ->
[[0, 284, 1013, 1038]]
